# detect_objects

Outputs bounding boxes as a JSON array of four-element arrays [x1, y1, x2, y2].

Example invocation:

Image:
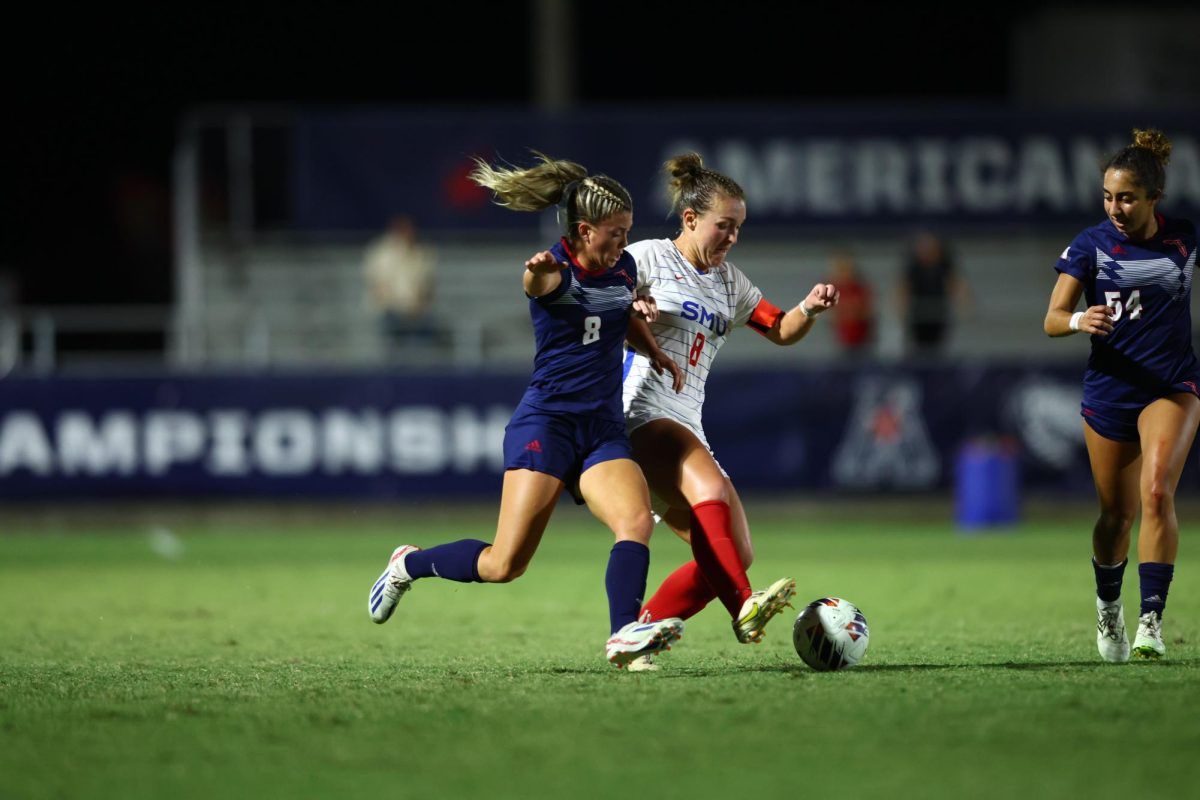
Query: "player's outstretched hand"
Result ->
[[526, 251, 565, 275], [632, 293, 660, 323], [1077, 304, 1115, 336], [802, 283, 839, 316], [649, 351, 685, 393]]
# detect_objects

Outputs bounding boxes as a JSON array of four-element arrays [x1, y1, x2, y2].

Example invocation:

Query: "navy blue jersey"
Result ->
[[1056, 214, 1198, 401], [519, 238, 637, 422]]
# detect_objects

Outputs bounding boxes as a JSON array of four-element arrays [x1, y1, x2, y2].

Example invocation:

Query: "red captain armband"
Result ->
[[747, 298, 784, 336]]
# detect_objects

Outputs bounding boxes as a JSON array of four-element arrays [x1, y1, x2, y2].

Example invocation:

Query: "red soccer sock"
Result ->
[[640, 560, 718, 622], [689, 499, 752, 617]]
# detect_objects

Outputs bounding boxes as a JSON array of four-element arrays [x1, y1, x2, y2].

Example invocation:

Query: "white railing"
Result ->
[[0, 305, 173, 374]]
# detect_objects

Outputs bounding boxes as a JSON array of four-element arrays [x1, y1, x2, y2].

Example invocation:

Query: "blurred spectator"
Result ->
[[363, 215, 437, 355], [897, 231, 968, 355], [827, 251, 874, 355]]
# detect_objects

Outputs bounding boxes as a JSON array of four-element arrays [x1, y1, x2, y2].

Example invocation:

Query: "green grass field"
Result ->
[[2, 500, 1198, 799]]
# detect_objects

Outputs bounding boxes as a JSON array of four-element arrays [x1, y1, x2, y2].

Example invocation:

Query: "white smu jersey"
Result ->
[[623, 238, 776, 432]]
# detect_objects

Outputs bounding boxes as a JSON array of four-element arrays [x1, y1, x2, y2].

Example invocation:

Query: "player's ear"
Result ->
[[683, 208, 697, 231]]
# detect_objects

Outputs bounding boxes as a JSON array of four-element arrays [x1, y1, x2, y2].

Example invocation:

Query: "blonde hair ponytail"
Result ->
[[469, 152, 632, 239]]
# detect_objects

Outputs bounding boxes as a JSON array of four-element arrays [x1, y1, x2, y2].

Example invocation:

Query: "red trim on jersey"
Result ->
[[560, 236, 609, 276], [559, 237, 585, 270], [747, 298, 784, 336]]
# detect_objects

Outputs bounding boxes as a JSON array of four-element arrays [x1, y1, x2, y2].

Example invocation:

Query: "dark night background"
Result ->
[[1, 1, 1128, 308]]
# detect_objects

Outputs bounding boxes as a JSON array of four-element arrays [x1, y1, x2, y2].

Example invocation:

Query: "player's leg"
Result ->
[[637, 507, 715, 628], [579, 455, 683, 667], [634, 420, 793, 642], [1131, 393, 1200, 659], [475, 469, 564, 582], [369, 408, 571, 623], [1082, 420, 1141, 662], [632, 418, 751, 615], [368, 469, 563, 623], [640, 478, 755, 623], [727, 482, 755, 569], [578, 456, 655, 632], [722, 481, 795, 642], [412, 409, 571, 583]]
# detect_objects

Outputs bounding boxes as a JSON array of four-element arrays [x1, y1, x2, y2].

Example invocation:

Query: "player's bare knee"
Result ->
[[492, 563, 527, 583], [614, 510, 654, 544], [479, 556, 527, 583], [1097, 508, 1135, 535], [1141, 482, 1174, 519]]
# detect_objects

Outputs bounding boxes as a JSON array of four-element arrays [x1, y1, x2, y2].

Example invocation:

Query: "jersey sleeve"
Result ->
[[729, 263, 766, 328], [531, 266, 573, 304], [1055, 231, 1095, 283]]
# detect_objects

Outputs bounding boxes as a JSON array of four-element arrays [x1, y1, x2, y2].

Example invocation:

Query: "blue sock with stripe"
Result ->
[[605, 540, 649, 634], [1139, 562, 1174, 618], [1092, 557, 1127, 603], [406, 540, 488, 583]]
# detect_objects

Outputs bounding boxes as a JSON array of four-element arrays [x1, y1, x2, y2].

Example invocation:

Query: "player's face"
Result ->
[[578, 211, 632, 271], [689, 194, 746, 267], [1103, 168, 1158, 240]]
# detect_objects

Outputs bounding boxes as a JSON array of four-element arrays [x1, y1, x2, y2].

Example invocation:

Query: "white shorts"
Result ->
[[624, 403, 728, 520]]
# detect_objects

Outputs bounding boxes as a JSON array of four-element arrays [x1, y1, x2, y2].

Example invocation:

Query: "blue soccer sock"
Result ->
[[1092, 557, 1127, 603], [605, 540, 649, 634], [1139, 562, 1174, 618], [406, 539, 488, 583]]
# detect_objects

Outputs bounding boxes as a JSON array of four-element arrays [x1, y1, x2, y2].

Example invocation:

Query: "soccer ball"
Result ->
[[792, 597, 869, 671]]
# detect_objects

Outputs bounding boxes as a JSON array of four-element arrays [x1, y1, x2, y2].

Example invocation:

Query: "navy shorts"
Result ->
[[503, 408, 633, 504], [1082, 378, 1200, 442], [1081, 401, 1142, 442]]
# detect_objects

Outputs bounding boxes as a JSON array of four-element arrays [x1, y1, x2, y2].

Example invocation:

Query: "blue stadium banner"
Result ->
[[3, 367, 1197, 499], [0, 373, 525, 499], [292, 108, 1200, 233]]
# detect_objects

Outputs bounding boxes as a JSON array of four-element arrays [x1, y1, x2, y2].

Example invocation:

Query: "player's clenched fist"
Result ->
[[1073, 304, 1115, 336], [801, 283, 839, 316]]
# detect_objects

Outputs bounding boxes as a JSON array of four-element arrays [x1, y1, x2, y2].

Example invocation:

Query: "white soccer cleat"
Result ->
[[368, 545, 419, 624], [1132, 610, 1166, 660], [733, 577, 796, 644], [606, 618, 683, 668], [1095, 598, 1130, 663], [625, 654, 660, 672]]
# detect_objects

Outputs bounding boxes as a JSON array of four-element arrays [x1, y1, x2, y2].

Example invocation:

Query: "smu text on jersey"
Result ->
[[679, 301, 730, 336]]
